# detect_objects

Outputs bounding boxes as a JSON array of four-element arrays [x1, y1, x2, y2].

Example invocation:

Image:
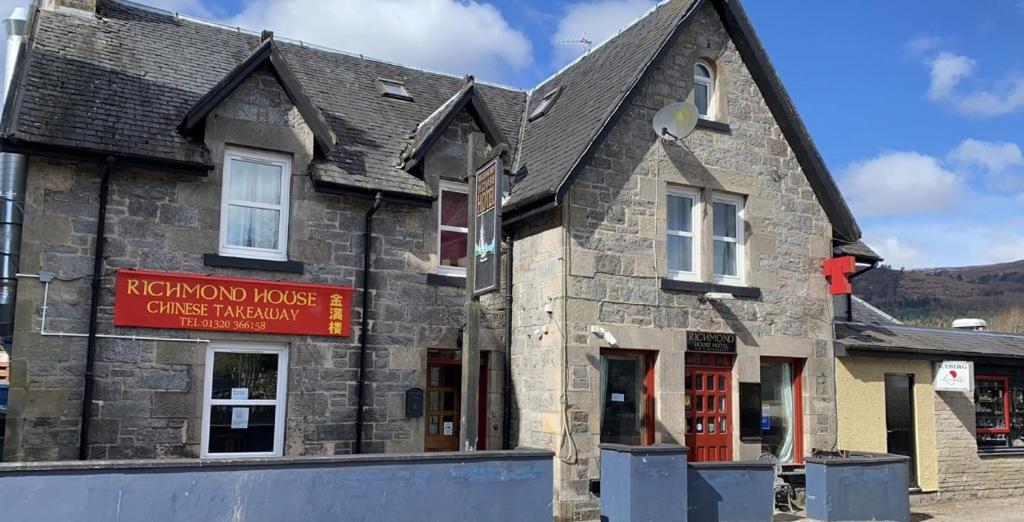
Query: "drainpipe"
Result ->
[[0, 8, 29, 350], [501, 233, 513, 450], [79, 156, 115, 460], [355, 192, 383, 454]]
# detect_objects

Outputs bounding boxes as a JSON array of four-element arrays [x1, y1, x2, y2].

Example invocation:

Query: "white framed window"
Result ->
[[438, 181, 469, 277], [666, 186, 701, 281], [201, 343, 288, 458], [219, 147, 291, 261], [712, 193, 745, 285], [694, 61, 715, 119]]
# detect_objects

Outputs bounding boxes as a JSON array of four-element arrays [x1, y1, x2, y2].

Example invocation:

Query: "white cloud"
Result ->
[[841, 151, 960, 217], [948, 138, 1023, 173], [927, 52, 975, 101], [866, 236, 925, 269], [925, 51, 1024, 117], [223, 0, 532, 82], [551, 0, 656, 65], [904, 35, 940, 56]]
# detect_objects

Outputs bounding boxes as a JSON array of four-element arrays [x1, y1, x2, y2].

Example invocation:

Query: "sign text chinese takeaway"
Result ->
[[113, 269, 355, 337]]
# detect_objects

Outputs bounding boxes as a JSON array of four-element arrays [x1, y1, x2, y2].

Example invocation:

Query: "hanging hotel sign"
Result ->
[[472, 156, 502, 296], [113, 269, 355, 337], [686, 331, 737, 353], [934, 360, 973, 392]]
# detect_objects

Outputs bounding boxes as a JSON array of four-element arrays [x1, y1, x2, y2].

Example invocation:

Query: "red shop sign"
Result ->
[[113, 269, 354, 337]]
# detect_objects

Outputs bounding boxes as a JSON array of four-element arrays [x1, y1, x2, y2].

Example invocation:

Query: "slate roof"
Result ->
[[851, 296, 902, 324], [2, 0, 865, 243], [509, 0, 699, 211], [834, 240, 881, 262], [836, 321, 1024, 360], [1, 0, 525, 198]]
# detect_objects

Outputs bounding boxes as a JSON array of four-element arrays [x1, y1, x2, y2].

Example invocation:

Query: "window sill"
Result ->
[[978, 448, 1024, 457], [426, 273, 466, 288], [660, 278, 761, 299], [203, 254, 304, 274], [697, 118, 731, 133]]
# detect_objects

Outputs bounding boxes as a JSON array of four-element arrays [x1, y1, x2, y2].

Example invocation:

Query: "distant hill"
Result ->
[[854, 260, 1024, 333]]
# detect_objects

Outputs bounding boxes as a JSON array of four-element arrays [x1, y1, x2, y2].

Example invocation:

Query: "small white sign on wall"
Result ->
[[934, 361, 973, 392]]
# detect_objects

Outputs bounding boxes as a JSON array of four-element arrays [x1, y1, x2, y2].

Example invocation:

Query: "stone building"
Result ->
[[1, 0, 881, 519]]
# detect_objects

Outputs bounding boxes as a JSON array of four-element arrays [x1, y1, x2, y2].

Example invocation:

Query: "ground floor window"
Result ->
[[600, 350, 655, 446], [201, 343, 288, 457], [760, 358, 803, 463], [973, 366, 1024, 449]]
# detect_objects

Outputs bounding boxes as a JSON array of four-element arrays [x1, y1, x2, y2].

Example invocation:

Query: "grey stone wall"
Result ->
[[934, 390, 1024, 500], [510, 4, 835, 520], [4, 66, 506, 460]]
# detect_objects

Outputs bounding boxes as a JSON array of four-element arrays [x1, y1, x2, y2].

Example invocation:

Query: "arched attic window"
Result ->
[[694, 61, 715, 119]]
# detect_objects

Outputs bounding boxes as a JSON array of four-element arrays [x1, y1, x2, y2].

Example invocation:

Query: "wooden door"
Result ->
[[425, 356, 461, 452], [685, 353, 734, 462]]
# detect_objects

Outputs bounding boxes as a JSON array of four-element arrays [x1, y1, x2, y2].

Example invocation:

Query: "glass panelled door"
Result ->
[[885, 374, 918, 487], [600, 351, 654, 446], [425, 351, 462, 452], [685, 353, 733, 461], [760, 358, 804, 464]]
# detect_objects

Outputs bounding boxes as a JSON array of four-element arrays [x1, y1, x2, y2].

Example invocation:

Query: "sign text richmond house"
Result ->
[[113, 269, 355, 336]]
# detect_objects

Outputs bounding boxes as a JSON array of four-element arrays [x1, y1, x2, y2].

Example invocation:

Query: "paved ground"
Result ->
[[774, 495, 1024, 521]]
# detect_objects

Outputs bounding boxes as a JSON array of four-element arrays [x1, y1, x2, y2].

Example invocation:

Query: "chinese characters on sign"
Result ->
[[113, 269, 355, 337]]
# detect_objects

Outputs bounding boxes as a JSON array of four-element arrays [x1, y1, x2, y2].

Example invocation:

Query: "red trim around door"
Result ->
[[762, 357, 805, 464], [602, 348, 657, 446]]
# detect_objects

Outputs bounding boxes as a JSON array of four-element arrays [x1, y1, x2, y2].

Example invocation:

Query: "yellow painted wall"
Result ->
[[836, 357, 939, 492]]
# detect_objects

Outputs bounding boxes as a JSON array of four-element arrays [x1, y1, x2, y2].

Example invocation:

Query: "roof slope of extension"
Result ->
[[836, 321, 1024, 361], [836, 297, 1024, 360], [1, 0, 871, 251]]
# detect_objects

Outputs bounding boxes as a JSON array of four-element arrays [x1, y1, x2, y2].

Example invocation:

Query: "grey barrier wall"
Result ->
[[0, 449, 554, 522], [600, 444, 688, 522], [805, 452, 910, 522], [686, 461, 775, 522]]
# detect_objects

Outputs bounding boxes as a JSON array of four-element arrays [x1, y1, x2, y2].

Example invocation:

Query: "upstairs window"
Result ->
[[219, 148, 291, 261], [438, 182, 469, 276], [712, 193, 744, 284], [666, 187, 701, 281], [694, 61, 715, 119]]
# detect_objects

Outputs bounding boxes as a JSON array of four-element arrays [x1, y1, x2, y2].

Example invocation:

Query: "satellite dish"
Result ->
[[652, 101, 698, 141]]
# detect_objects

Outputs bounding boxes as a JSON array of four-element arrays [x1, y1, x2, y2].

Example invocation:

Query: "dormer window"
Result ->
[[694, 61, 715, 119], [378, 78, 412, 100], [529, 87, 563, 121]]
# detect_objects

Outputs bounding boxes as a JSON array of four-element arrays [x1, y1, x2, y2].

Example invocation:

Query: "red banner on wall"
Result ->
[[113, 269, 355, 337]]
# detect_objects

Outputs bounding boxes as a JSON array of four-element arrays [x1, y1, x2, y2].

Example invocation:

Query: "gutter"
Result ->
[[844, 259, 879, 322], [79, 155, 115, 460], [355, 192, 383, 454]]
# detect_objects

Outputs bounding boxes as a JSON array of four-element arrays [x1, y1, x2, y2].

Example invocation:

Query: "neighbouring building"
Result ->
[[836, 296, 1024, 503], [1, 0, 882, 519]]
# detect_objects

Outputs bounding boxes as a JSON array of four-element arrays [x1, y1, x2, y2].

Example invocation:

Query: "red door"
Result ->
[[685, 353, 734, 461]]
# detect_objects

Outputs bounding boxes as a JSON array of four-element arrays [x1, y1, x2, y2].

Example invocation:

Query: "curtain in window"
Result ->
[[226, 159, 283, 250], [777, 363, 795, 462]]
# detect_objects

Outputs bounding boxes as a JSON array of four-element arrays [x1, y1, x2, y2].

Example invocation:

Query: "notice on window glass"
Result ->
[[443, 422, 454, 436], [231, 388, 249, 400], [231, 407, 250, 429], [611, 393, 625, 403]]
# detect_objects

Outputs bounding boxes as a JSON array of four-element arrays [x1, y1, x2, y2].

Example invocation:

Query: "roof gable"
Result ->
[[399, 77, 510, 172], [180, 36, 337, 157], [509, 0, 863, 243]]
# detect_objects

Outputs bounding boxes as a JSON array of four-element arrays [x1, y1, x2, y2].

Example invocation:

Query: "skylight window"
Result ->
[[378, 78, 412, 100], [528, 87, 563, 121]]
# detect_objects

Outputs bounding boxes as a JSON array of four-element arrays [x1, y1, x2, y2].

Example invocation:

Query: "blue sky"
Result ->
[[2, 0, 1022, 268]]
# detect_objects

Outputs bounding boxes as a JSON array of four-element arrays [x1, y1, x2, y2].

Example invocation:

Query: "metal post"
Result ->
[[460, 132, 484, 451]]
